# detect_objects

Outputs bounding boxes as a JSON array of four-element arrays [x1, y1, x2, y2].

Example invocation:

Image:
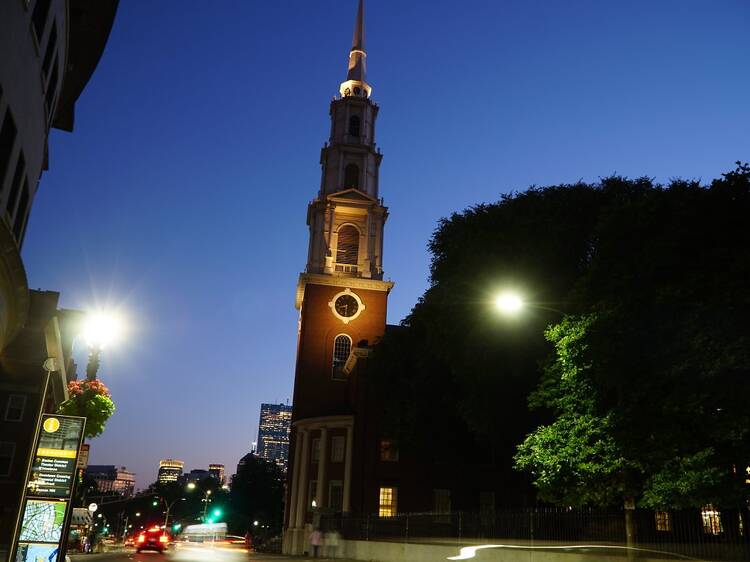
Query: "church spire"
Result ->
[[340, 0, 372, 98]]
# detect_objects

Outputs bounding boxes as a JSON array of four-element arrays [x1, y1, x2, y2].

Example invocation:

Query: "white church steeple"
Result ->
[[340, 0, 372, 98]]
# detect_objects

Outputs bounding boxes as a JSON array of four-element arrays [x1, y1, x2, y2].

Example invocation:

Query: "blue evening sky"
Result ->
[[22, 1, 750, 487]]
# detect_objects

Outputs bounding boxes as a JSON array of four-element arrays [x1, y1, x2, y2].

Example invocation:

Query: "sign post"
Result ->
[[11, 414, 86, 562]]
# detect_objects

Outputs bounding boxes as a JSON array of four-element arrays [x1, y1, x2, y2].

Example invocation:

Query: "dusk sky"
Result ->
[[21, 1, 749, 488]]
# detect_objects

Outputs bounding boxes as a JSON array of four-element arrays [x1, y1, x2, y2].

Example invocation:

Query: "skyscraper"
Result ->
[[157, 459, 184, 484], [85, 465, 136, 497], [208, 464, 225, 484], [256, 403, 292, 471]]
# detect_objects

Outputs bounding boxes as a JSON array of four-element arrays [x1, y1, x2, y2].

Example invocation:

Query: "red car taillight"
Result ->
[[137, 535, 146, 543]]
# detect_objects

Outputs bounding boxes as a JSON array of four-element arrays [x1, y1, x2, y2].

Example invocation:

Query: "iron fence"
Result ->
[[321, 507, 750, 561]]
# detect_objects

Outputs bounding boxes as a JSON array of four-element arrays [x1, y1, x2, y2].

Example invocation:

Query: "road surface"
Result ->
[[69, 542, 351, 562]]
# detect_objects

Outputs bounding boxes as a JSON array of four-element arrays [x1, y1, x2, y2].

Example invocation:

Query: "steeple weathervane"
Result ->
[[340, 0, 372, 98]]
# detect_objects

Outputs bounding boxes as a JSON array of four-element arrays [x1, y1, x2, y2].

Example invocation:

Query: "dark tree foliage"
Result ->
[[371, 181, 610, 501], [518, 163, 750, 509], [229, 455, 284, 536], [371, 162, 750, 509]]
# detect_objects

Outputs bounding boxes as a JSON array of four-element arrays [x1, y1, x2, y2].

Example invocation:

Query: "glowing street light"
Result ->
[[494, 291, 524, 315], [81, 309, 126, 380], [186, 482, 196, 490]]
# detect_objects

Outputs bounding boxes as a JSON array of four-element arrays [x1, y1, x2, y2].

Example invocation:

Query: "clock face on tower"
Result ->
[[335, 294, 358, 317], [328, 288, 365, 324]]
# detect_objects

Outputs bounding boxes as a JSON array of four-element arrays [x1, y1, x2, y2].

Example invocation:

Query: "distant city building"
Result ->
[[208, 464, 225, 484], [86, 465, 136, 497], [183, 468, 210, 484], [158, 459, 184, 484], [236, 452, 255, 475], [257, 403, 292, 472]]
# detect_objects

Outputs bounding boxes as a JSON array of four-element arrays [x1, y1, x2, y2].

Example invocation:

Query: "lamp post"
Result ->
[[186, 483, 213, 523], [153, 496, 186, 531], [81, 310, 124, 380]]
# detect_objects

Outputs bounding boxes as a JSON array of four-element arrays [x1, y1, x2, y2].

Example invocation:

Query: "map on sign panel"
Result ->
[[18, 500, 67, 543]]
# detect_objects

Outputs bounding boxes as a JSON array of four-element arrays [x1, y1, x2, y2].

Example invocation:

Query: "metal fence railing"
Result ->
[[320, 507, 750, 561]]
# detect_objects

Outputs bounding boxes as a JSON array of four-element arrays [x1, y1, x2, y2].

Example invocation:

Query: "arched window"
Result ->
[[336, 225, 359, 266], [348, 115, 361, 137], [332, 334, 352, 380], [344, 163, 359, 189]]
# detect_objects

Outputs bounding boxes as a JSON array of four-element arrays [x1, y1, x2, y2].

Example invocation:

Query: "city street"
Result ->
[[70, 544, 349, 562]]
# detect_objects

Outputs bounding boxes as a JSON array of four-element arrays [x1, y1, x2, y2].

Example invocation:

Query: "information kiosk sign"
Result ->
[[12, 414, 86, 562]]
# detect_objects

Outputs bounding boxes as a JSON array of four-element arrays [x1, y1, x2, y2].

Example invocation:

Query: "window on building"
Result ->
[[7, 153, 25, 215], [344, 163, 359, 189], [42, 22, 58, 80], [4, 395, 26, 422], [479, 491, 495, 521], [329, 480, 343, 511], [379, 439, 399, 462], [13, 182, 29, 241], [307, 479, 318, 511], [45, 54, 59, 117], [330, 436, 345, 462], [0, 108, 18, 188], [336, 225, 359, 265], [701, 505, 723, 535], [332, 334, 352, 380], [433, 489, 451, 513], [378, 487, 397, 517], [0, 441, 15, 476], [311, 438, 321, 463], [348, 115, 361, 137], [655, 511, 672, 532], [32, 0, 53, 43]]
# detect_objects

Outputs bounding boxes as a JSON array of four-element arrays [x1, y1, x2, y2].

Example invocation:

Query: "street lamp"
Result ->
[[494, 291, 524, 315], [81, 309, 125, 380]]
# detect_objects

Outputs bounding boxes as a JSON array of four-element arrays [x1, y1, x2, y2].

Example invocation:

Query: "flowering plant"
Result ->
[[57, 379, 116, 438]]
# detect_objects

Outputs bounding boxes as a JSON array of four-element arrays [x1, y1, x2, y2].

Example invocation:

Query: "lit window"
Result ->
[[378, 486, 397, 517], [655, 511, 672, 532], [311, 438, 320, 463], [4, 395, 26, 422], [330, 436, 345, 463], [701, 505, 723, 535], [344, 163, 359, 189], [329, 480, 343, 511], [0, 442, 15, 476], [307, 479, 318, 511], [332, 334, 352, 380], [379, 439, 399, 462]]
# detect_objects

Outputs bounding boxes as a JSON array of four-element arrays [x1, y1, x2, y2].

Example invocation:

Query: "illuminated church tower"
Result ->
[[283, 0, 393, 554]]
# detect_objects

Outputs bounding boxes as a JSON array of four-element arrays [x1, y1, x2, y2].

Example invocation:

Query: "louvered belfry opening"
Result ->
[[337, 225, 359, 265], [344, 163, 359, 189]]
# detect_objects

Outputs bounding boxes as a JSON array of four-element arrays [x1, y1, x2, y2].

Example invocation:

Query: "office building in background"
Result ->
[[257, 403, 292, 472], [208, 463, 225, 484], [85, 465, 135, 497], [157, 459, 184, 484]]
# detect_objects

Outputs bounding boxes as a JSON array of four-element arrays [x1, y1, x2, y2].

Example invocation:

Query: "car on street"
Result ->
[[136, 527, 170, 553]]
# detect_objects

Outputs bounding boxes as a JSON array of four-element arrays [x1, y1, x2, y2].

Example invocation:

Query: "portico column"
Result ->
[[287, 429, 303, 527], [342, 423, 353, 512], [315, 427, 328, 509], [294, 429, 310, 528]]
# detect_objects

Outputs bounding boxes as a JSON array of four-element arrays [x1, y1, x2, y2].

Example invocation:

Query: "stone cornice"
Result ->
[[292, 414, 354, 430], [296, 273, 394, 310]]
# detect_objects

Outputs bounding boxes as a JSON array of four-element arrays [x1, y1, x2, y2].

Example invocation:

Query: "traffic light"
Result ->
[[212, 508, 222, 518], [172, 523, 181, 531], [152, 501, 158, 506]]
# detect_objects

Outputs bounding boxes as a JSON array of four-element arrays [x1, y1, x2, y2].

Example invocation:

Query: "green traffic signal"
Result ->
[[212, 508, 221, 517], [172, 523, 181, 531]]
